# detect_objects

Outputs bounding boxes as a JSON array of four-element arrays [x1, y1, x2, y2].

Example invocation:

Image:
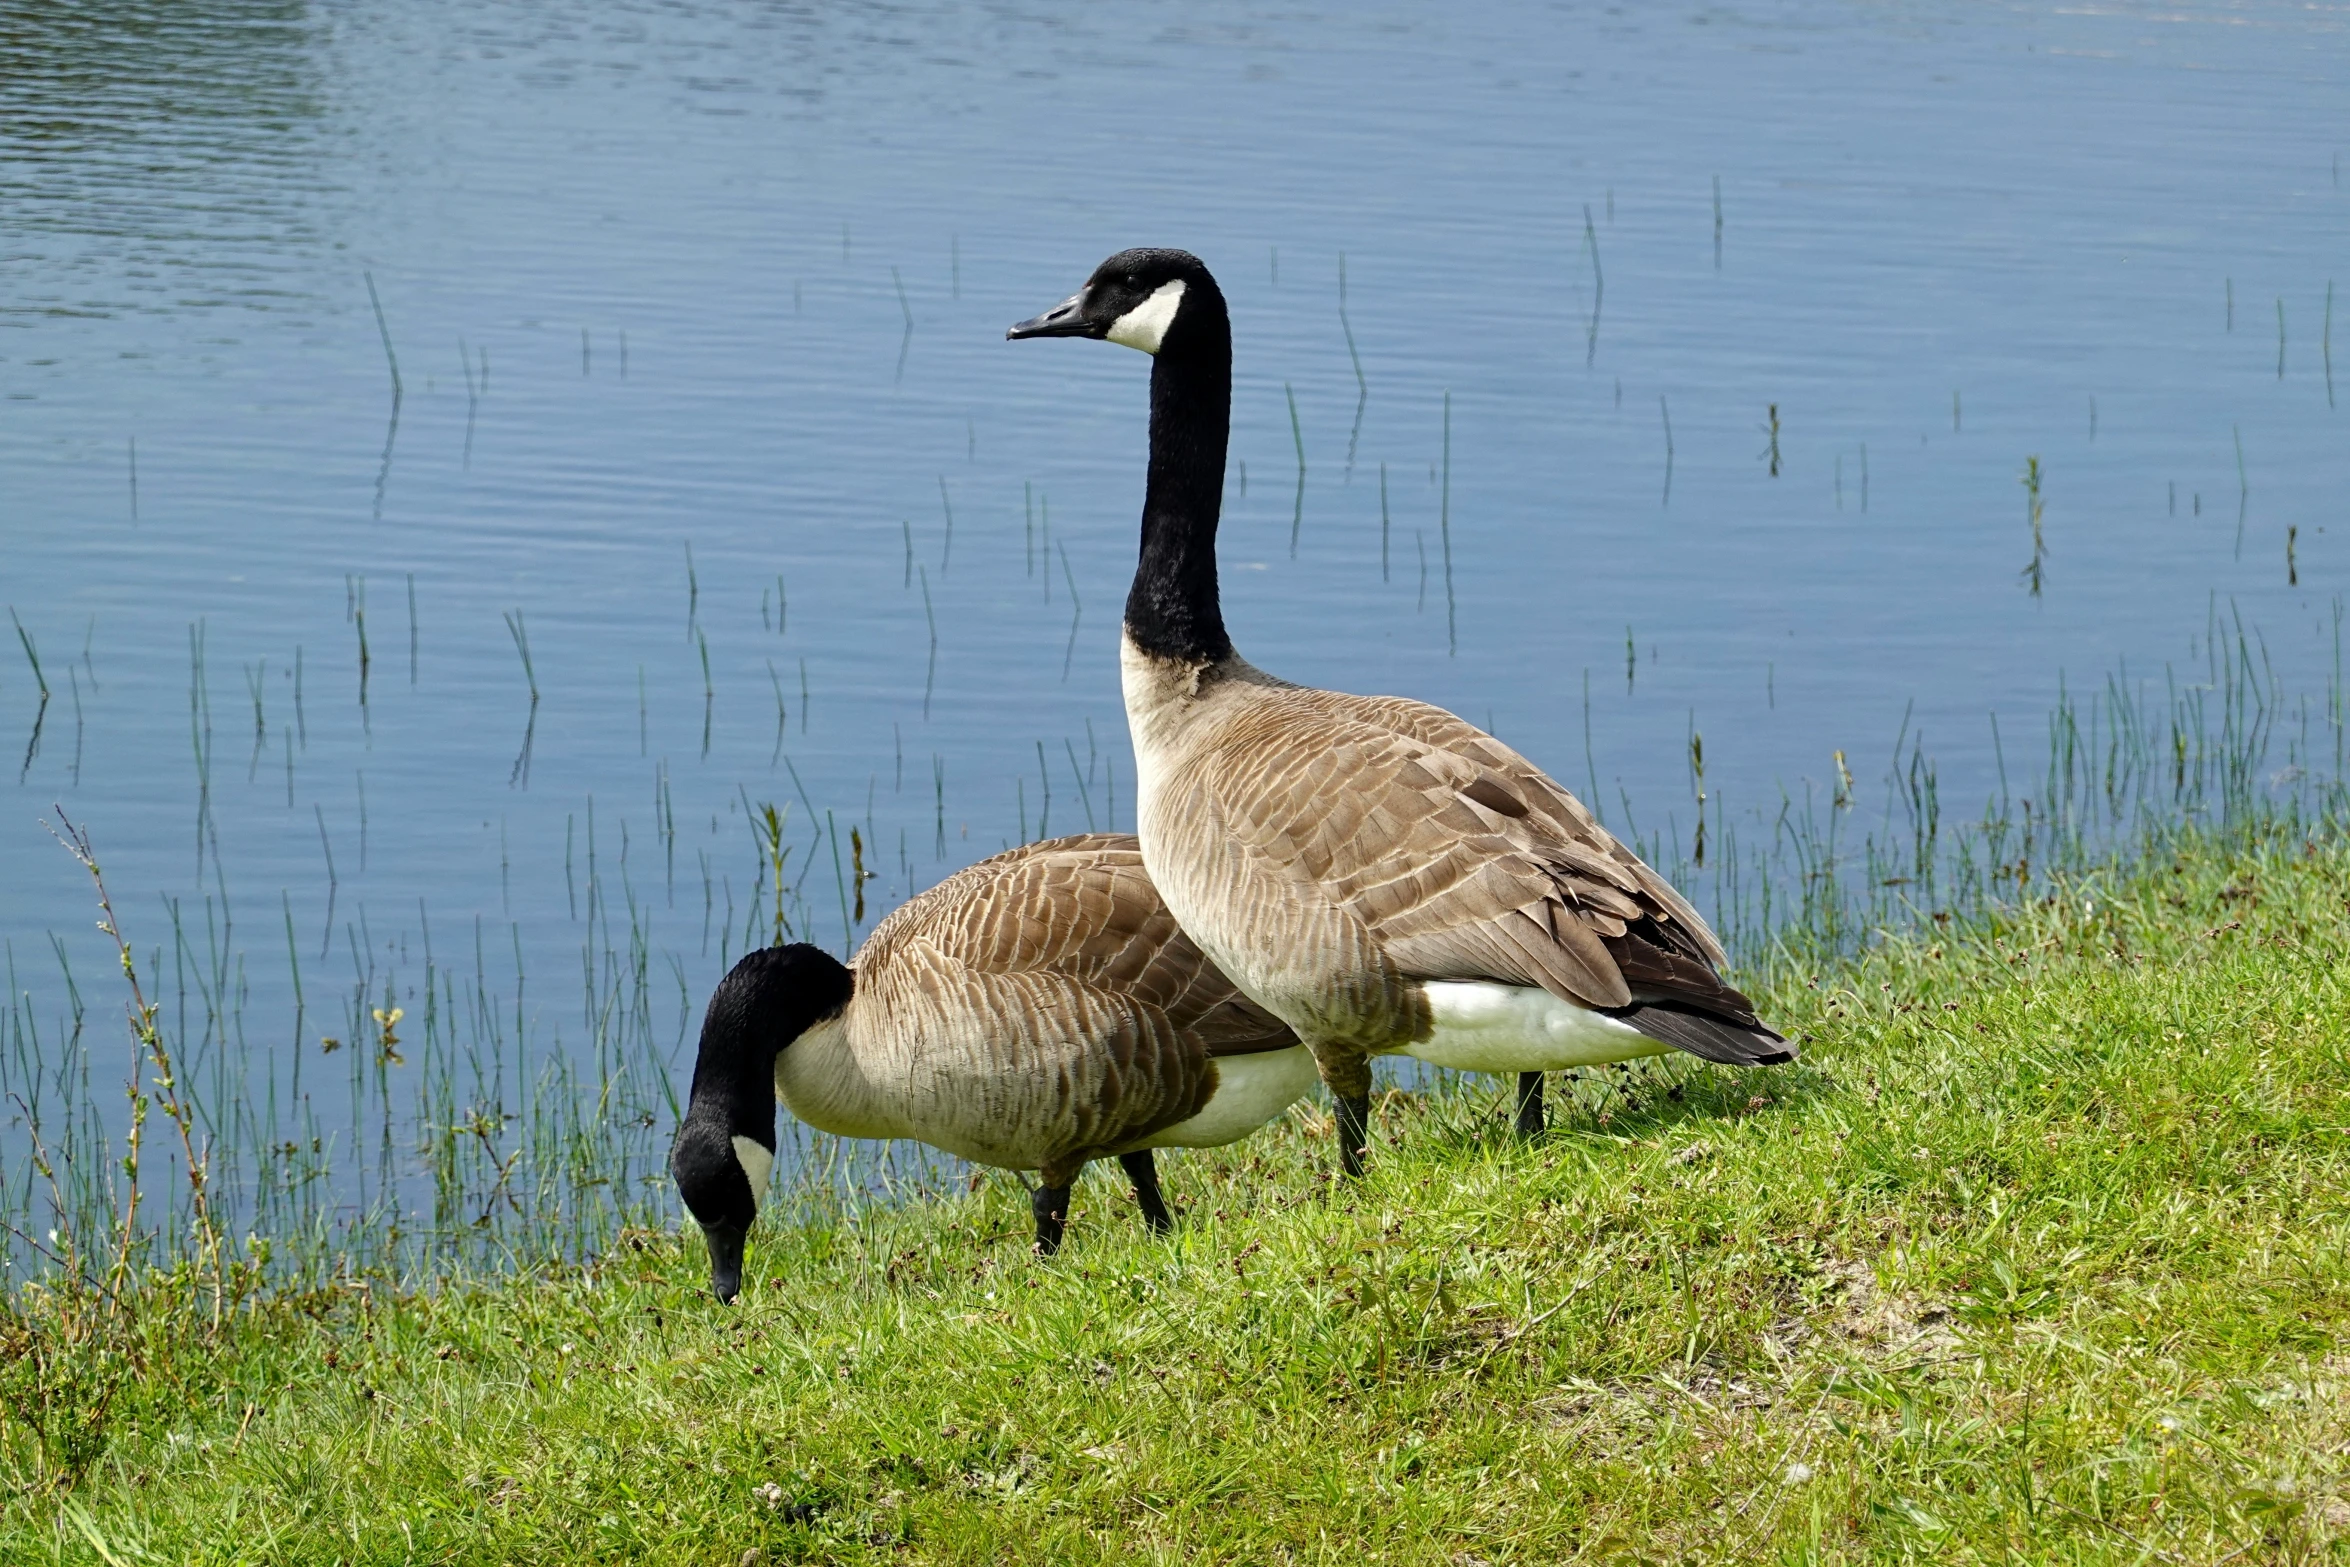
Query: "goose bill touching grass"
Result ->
[[670, 833, 1314, 1301], [1009, 249, 1793, 1175]]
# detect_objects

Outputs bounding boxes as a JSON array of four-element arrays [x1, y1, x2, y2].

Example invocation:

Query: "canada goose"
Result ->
[[670, 832, 1314, 1300], [1008, 250, 1792, 1173]]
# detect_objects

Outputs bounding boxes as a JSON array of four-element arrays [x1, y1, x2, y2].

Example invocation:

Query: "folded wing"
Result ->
[[856, 835, 1301, 1154], [1199, 693, 1791, 1063]]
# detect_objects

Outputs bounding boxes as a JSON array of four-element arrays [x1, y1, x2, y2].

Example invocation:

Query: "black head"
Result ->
[[1006, 248, 1224, 357], [671, 942, 853, 1302]]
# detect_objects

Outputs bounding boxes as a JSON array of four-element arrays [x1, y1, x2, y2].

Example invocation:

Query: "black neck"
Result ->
[[682, 944, 853, 1148], [1126, 311, 1233, 665], [683, 999, 782, 1151]]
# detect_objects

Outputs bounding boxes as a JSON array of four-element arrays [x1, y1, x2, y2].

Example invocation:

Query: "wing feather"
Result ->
[[846, 835, 1305, 1160], [1197, 689, 1751, 1030], [860, 834, 1296, 1062], [1289, 689, 1727, 963]]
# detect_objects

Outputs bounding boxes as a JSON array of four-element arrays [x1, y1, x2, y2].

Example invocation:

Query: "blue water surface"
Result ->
[[2, 0, 2344, 1234]]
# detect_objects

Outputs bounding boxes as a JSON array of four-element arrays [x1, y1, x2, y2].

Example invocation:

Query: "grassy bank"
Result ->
[[7, 821, 2350, 1563]]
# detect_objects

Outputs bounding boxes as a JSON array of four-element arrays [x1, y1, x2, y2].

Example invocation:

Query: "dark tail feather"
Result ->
[[1613, 1000, 1796, 1066]]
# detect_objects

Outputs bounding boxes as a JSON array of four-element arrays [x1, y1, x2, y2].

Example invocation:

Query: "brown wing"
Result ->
[[867, 834, 1297, 1058], [1200, 688, 1769, 1038], [1293, 691, 1727, 965], [849, 836, 1300, 1162]]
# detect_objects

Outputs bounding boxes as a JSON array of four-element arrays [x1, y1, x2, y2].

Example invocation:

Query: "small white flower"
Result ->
[[2158, 1415, 2180, 1432], [1783, 1462, 1814, 1485]]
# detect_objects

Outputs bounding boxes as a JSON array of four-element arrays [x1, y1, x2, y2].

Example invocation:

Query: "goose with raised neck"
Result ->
[[1010, 249, 1791, 1173], [670, 833, 1313, 1299]]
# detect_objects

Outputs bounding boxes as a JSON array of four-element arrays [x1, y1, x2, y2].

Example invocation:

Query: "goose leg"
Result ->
[[1514, 1071, 1546, 1139], [1119, 1150, 1174, 1234], [1336, 1091, 1372, 1179], [1313, 1048, 1376, 1178], [1032, 1181, 1073, 1256]]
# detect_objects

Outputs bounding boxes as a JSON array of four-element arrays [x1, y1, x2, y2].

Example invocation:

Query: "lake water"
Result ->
[[3, 1, 2345, 1260]]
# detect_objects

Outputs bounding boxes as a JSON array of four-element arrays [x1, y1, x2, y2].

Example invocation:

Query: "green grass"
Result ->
[[8, 822, 2350, 1563]]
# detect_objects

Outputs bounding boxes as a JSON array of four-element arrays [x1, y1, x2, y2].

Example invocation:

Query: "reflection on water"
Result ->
[[0, 3, 330, 318], [2, 1, 2346, 1261]]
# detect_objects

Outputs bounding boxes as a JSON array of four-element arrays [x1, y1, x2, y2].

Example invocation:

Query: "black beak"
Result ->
[[700, 1220, 747, 1304], [1006, 292, 1096, 341]]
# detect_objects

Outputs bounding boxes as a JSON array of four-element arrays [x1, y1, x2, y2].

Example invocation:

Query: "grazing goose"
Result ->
[[1008, 249, 1792, 1174], [670, 832, 1314, 1300]]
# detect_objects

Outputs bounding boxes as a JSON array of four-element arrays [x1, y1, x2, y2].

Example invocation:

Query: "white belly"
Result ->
[[1143, 1045, 1318, 1148], [1397, 981, 1667, 1073]]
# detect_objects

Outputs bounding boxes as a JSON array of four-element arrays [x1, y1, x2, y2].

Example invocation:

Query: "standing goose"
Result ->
[[1008, 249, 1791, 1174], [671, 832, 1314, 1300]]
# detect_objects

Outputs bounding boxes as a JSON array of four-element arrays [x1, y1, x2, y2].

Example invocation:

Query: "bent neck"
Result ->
[[684, 1012, 783, 1154], [683, 945, 854, 1146], [1127, 311, 1233, 666]]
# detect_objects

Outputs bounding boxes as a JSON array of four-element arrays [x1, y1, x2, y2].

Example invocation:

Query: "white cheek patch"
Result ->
[[1105, 279, 1186, 354], [731, 1135, 774, 1214]]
